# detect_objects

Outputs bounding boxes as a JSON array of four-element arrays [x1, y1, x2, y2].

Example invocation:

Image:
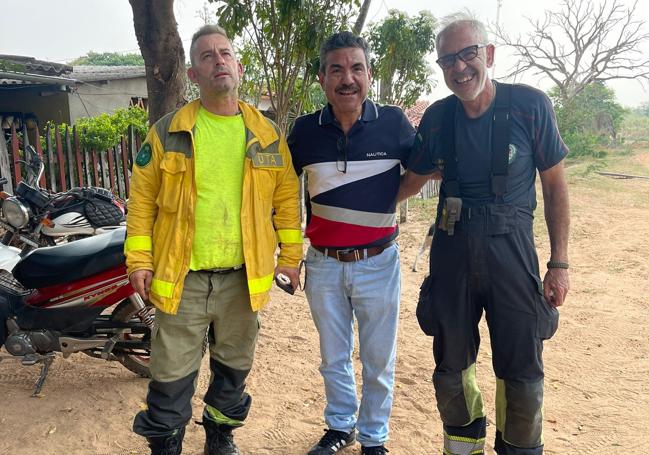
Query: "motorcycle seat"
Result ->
[[13, 228, 127, 289]]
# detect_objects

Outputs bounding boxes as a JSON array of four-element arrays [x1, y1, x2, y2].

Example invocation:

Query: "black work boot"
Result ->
[[200, 414, 241, 455], [146, 427, 185, 455]]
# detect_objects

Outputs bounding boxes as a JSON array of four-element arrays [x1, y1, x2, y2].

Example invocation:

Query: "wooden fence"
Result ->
[[1, 123, 141, 200]]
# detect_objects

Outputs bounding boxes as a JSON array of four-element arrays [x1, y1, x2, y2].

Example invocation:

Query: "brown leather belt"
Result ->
[[313, 241, 394, 262]]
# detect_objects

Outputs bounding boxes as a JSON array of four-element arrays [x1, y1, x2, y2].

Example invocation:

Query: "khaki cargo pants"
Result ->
[[133, 268, 259, 437]]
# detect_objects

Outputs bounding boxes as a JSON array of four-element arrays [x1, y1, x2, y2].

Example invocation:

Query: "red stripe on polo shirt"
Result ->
[[306, 215, 396, 248]]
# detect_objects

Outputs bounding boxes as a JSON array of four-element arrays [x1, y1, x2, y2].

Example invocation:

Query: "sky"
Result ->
[[2, 0, 649, 107]]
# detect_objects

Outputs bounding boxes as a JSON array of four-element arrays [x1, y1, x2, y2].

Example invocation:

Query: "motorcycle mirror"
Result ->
[[23, 146, 45, 188]]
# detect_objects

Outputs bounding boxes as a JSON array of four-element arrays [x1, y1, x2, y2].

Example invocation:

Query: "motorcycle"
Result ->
[[0, 227, 153, 395], [0, 145, 125, 254]]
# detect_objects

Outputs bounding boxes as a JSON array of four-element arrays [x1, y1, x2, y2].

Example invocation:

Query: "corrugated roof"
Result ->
[[0, 54, 72, 76], [72, 66, 146, 82]]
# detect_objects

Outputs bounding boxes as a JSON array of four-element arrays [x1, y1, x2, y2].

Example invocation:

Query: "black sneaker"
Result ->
[[361, 445, 389, 455], [199, 414, 241, 455], [307, 428, 356, 454]]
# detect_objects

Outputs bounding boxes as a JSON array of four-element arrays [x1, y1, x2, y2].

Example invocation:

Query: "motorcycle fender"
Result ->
[[0, 243, 21, 272]]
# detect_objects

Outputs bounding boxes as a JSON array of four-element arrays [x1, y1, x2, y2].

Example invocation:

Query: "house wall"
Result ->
[[68, 77, 147, 123], [0, 86, 71, 125]]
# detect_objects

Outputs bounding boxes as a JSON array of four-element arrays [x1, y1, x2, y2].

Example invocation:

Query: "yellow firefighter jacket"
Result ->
[[124, 99, 303, 314]]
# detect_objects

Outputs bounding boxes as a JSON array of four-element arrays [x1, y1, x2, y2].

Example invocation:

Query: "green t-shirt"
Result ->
[[190, 107, 246, 270]]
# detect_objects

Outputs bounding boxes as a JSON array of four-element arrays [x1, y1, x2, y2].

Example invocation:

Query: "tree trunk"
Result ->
[[353, 0, 372, 35], [129, 0, 187, 126], [379, 78, 392, 104]]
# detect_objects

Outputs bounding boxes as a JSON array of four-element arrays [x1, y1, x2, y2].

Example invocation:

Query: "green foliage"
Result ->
[[76, 113, 121, 151], [0, 58, 26, 72], [366, 10, 436, 108], [549, 82, 626, 158], [630, 101, 649, 117], [112, 106, 149, 141], [619, 112, 649, 142], [238, 41, 266, 106], [69, 51, 145, 66], [76, 106, 149, 150], [39, 107, 148, 152]]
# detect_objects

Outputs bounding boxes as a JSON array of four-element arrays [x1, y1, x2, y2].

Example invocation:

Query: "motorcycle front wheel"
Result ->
[[110, 299, 154, 378]]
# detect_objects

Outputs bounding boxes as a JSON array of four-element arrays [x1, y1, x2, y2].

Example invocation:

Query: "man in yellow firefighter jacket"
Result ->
[[124, 24, 302, 455]]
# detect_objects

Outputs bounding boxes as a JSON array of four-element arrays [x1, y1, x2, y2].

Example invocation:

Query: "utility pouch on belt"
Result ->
[[438, 197, 462, 236]]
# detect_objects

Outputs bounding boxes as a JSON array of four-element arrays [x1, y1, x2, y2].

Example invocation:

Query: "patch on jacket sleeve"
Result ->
[[135, 143, 153, 167], [252, 152, 284, 168]]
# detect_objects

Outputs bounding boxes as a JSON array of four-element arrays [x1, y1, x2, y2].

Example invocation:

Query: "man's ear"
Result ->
[[486, 44, 495, 68], [318, 71, 325, 88], [187, 67, 197, 84], [237, 61, 244, 78]]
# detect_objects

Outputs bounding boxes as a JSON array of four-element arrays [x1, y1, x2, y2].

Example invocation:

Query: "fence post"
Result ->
[[73, 126, 84, 187], [0, 129, 13, 193], [55, 125, 67, 191], [120, 136, 130, 198], [46, 124, 56, 192], [107, 147, 116, 193], [399, 199, 408, 224], [92, 150, 100, 187], [10, 123, 21, 185], [65, 126, 75, 188], [100, 152, 109, 188], [84, 149, 92, 187]]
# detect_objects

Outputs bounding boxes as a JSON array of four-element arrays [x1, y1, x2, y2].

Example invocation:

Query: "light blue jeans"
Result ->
[[304, 243, 401, 446]]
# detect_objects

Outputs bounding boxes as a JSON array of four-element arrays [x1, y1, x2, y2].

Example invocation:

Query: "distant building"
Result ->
[[0, 54, 147, 131]]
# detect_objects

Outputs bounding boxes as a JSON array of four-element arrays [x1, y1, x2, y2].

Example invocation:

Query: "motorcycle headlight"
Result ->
[[1, 197, 30, 228]]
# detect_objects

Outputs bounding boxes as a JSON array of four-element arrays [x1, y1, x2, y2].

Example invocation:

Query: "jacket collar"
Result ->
[[318, 98, 379, 126], [168, 99, 279, 148]]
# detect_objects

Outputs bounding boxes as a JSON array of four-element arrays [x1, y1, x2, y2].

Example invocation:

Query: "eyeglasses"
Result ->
[[436, 44, 487, 70], [337, 137, 347, 173]]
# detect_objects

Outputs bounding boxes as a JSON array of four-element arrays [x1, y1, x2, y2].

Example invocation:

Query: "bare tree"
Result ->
[[492, 0, 649, 103], [129, 0, 187, 125]]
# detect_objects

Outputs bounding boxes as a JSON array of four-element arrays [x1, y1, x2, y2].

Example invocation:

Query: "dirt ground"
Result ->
[[1, 151, 648, 455]]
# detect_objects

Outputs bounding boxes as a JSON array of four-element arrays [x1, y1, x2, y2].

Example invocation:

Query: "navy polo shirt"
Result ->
[[288, 99, 415, 248]]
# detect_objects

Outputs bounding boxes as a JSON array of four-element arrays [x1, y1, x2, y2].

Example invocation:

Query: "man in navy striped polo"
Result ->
[[288, 31, 415, 455]]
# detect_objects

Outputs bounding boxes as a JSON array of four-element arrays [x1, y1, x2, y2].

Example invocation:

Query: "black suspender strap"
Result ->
[[440, 83, 512, 201], [490, 83, 512, 200], [441, 95, 460, 197]]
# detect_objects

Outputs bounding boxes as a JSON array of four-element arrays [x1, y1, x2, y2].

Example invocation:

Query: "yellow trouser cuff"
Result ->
[[205, 405, 243, 427]]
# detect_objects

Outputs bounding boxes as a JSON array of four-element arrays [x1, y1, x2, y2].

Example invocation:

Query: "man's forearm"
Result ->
[[397, 170, 434, 202], [541, 164, 570, 262]]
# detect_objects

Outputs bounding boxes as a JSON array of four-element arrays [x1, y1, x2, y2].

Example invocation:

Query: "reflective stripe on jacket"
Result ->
[[125, 99, 303, 314]]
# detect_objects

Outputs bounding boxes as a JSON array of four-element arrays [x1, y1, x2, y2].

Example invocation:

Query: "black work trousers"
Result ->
[[419, 204, 559, 454]]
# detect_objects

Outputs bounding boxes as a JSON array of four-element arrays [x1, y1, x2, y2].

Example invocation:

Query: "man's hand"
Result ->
[[543, 268, 570, 308], [275, 265, 299, 291], [129, 269, 153, 301]]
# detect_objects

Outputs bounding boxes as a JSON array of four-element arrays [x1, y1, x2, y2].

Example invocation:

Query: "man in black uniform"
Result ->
[[398, 12, 570, 455]]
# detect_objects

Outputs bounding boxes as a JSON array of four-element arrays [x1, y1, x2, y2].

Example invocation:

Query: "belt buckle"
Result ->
[[336, 248, 360, 261]]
